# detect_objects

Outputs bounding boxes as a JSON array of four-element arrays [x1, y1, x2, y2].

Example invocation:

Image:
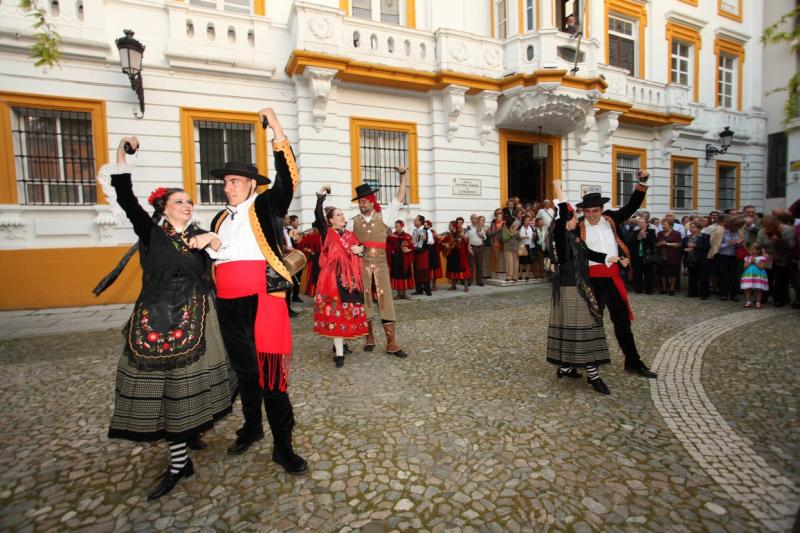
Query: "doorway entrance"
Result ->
[[499, 129, 562, 205]]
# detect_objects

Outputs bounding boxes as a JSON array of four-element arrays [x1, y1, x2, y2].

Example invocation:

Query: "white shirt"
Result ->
[[205, 194, 263, 263], [283, 227, 294, 250], [518, 225, 534, 246], [412, 226, 434, 247], [536, 207, 555, 226], [465, 224, 486, 246], [584, 217, 617, 267]]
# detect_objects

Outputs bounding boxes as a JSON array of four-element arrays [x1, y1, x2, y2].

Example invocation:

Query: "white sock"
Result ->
[[169, 442, 188, 474], [333, 337, 344, 357]]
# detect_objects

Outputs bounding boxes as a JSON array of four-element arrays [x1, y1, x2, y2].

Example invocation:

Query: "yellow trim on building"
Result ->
[[518, 0, 524, 34], [286, 50, 607, 95], [604, 0, 648, 79], [679, 0, 698, 5], [499, 129, 562, 204], [665, 21, 702, 102], [178, 108, 268, 204], [714, 37, 745, 111], [716, 160, 741, 210], [254, 0, 265, 16], [349, 117, 419, 204], [0, 246, 142, 310], [611, 145, 647, 208], [718, 0, 743, 22], [0, 91, 109, 205], [670, 155, 699, 210]]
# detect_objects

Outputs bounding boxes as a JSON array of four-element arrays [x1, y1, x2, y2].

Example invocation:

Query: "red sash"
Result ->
[[589, 263, 634, 320], [363, 241, 387, 249], [216, 260, 291, 391]]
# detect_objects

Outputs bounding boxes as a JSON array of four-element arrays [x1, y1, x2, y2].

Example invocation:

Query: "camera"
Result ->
[[123, 142, 138, 155]]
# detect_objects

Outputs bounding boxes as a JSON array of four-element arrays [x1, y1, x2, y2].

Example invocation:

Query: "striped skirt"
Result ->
[[108, 301, 235, 443], [546, 286, 611, 367]]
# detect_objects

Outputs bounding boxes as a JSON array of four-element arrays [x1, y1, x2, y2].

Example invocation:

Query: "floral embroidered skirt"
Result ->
[[108, 301, 235, 443], [313, 295, 368, 339]]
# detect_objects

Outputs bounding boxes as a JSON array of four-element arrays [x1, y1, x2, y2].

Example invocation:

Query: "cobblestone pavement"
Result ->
[[1, 288, 798, 532]]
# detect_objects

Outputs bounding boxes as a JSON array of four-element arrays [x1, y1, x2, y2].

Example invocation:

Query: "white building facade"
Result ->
[[0, 0, 767, 309]]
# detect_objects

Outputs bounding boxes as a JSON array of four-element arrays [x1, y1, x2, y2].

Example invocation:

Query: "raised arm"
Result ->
[[314, 186, 329, 241], [256, 108, 298, 216], [109, 136, 153, 244], [612, 170, 649, 223], [394, 165, 409, 205]]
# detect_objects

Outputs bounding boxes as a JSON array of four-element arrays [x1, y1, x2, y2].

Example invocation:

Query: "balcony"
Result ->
[[0, 0, 109, 62], [164, 1, 276, 78], [504, 29, 601, 77]]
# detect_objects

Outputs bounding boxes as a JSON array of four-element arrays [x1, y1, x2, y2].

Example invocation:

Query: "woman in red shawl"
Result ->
[[312, 186, 368, 368], [441, 220, 472, 292], [387, 220, 415, 299], [426, 220, 442, 291]]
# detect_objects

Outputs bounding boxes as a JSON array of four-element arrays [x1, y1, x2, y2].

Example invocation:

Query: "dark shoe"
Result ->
[[227, 430, 264, 455], [729, 296, 738, 302], [288, 308, 299, 318], [477, 283, 485, 287], [719, 296, 727, 301], [425, 290, 432, 296], [588, 377, 610, 395], [334, 356, 344, 368], [364, 321, 375, 352], [774, 302, 786, 308], [147, 459, 194, 500], [272, 443, 308, 475], [624, 364, 657, 379], [556, 367, 582, 379], [292, 296, 303, 303], [186, 435, 207, 451], [388, 349, 408, 359], [343, 343, 352, 355]]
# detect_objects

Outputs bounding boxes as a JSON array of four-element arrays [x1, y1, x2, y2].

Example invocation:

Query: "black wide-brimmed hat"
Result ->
[[352, 182, 380, 201], [576, 192, 610, 209], [210, 161, 270, 185]]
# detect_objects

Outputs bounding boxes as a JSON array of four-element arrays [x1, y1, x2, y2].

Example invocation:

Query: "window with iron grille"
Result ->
[[717, 54, 736, 109], [608, 15, 636, 75], [358, 128, 409, 206], [766, 132, 787, 198], [193, 121, 256, 205], [671, 40, 691, 86], [190, 0, 251, 14], [495, 0, 508, 39], [718, 164, 737, 210], [615, 152, 640, 206], [672, 161, 694, 209], [11, 107, 97, 205]]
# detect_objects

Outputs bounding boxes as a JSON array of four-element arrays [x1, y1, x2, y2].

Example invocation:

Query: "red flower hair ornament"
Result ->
[[147, 187, 168, 207]]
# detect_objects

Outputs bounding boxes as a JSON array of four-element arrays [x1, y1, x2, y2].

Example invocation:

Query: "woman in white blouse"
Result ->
[[518, 215, 535, 281]]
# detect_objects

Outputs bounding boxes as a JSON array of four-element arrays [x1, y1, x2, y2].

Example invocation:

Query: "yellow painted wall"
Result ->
[[0, 246, 142, 310]]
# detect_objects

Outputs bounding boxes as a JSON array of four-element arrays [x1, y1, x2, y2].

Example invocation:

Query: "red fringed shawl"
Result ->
[[316, 228, 363, 297]]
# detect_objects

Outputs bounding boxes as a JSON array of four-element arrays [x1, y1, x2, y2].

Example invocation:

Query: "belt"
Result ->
[[363, 241, 386, 249]]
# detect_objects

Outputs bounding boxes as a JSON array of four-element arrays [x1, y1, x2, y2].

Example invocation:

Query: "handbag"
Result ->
[[517, 243, 529, 257]]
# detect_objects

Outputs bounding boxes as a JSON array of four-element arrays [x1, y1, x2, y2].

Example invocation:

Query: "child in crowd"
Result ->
[[741, 243, 769, 309]]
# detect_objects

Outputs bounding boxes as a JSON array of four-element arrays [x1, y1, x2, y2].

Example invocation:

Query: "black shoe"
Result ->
[[588, 377, 610, 395], [334, 356, 344, 368], [719, 296, 727, 301], [388, 349, 408, 359], [272, 443, 308, 475], [556, 367, 582, 379], [774, 302, 786, 308], [343, 343, 352, 355], [364, 344, 375, 352], [425, 291, 432, 296], [729, 296, 738, 302], [624, 364, 657, 379], [288, 308, 299, 317], [147, 459, 194, 500], [227, 430, 265, 455], [186, 435, 207, 451], [292, 296, 303, 303], [234, 424, 261, 438]]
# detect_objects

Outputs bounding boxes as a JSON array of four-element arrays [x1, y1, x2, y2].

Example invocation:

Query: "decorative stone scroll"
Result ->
[[442, 85, 469, 142], [305, 66, 337, 132]]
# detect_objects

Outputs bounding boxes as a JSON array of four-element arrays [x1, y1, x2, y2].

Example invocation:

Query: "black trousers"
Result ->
[[590, 277, 644, 369], [687, 263, 710, 298], [216, 294, 295, 444], [631, 257, 656, 294], [715, 255, 739, 299]]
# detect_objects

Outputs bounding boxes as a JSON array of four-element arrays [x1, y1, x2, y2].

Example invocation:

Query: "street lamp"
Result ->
[[705, 126, 734, 161], [115, 30, 145, 115]]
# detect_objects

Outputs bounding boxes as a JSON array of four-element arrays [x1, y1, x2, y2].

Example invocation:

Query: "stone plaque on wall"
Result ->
[[452, 178, 482, 196], [580, 184, 602, 197]]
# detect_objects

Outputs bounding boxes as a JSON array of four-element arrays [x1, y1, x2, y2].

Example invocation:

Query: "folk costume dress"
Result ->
[[313, 194, 368, 339], [207, 139, 301, 453], [428, 229, 443, 281], [386, 229, 415, 290], [441, 231, 471, 280], [297, 230, 322, 297], [741, 256, 769, 291], [546, 202, 611, 369], [106, 169, 233, 443]]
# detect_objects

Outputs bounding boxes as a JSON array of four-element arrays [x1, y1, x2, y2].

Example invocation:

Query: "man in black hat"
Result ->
[[205, 107, 307, 474], [576, 170, 657, 379], [348, 166, 410, 358]]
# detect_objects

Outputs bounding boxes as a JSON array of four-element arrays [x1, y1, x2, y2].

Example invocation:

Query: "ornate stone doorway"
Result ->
[[499, 129, 562, 204]]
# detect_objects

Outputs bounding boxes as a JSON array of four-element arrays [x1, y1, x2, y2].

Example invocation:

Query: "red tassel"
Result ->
[[257, 352, 267, 389], [258, 352, 292, 392]]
